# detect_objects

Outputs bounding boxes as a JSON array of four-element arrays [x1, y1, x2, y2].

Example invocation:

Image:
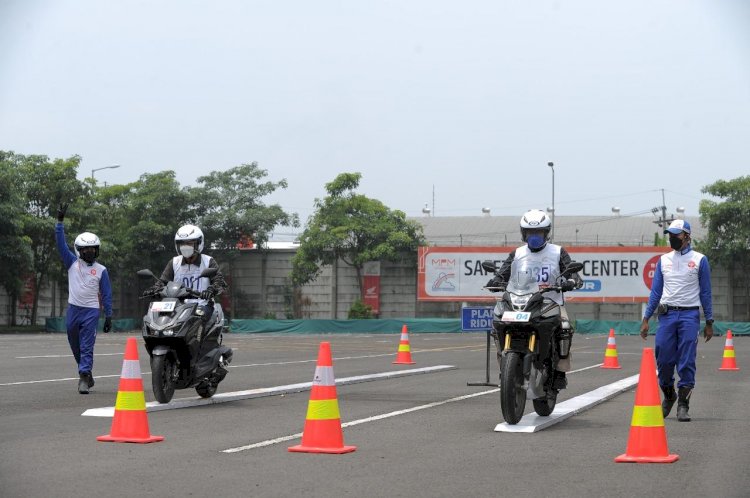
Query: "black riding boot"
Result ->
[[78, 373, 90, 394], [677, 387, 692, 422], [661, 385, 677, 418]]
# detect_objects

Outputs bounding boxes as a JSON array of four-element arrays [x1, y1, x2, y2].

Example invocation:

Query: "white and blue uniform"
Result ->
[[159, 253, 226, 324], [56, 223, 113, 375], [643, 244, 713, 389]]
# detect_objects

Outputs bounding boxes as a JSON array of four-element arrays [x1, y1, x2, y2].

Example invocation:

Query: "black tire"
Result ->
[[195, 380, 217, 399], [500, 351, 527, 424], [533, 391, 557, 416], [151, 354, 176, 404]]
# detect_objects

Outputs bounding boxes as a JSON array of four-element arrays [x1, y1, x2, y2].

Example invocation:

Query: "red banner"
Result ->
[[362, 261, 381, 314], [363, 275, 380, 314]]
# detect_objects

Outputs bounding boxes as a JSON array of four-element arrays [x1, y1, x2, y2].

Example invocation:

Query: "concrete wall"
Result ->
[[2, 250, 748, 325]]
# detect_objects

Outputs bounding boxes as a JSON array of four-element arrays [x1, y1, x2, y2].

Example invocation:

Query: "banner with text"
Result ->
[[417, 246, 670, 303], [363, 261, 381, 314]]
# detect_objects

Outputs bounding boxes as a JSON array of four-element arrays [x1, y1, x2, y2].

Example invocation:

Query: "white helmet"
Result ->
[[74, 232, 100, 262], [174, 224, 204, 257], [519, 209, 551, 250]]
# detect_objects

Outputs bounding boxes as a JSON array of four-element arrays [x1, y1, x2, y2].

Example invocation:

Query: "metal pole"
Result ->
[[548, 162, 555, 239]]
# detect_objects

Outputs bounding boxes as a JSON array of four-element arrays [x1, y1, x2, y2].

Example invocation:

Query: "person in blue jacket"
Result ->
[[640, 219, 714, 422], [55, 203, 113, 394]]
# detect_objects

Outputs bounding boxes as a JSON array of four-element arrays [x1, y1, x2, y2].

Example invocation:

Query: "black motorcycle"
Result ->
[[482, 260, 583, 424], [138, 268, 233, 403]]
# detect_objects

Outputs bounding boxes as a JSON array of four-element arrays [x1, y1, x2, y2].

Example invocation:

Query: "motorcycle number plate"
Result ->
[[501, 311, 531, 322], [150, 301, 176, 312]]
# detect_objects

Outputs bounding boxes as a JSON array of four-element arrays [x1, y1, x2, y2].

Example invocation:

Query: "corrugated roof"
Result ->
[[410, 215, 703, 247]]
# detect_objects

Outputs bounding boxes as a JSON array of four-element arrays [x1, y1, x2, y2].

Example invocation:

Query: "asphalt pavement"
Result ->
[[1, 331, 748, 498]]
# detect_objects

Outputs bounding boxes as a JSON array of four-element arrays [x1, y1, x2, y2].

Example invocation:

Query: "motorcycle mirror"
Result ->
[[481, 260, 497, 273], [562, 262, 583, 277], [137, 269, 155, 278]]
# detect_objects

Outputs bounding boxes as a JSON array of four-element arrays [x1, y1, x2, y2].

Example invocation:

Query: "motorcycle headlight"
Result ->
[[162, 329, 175, 337], [510, 294, 530, 308]]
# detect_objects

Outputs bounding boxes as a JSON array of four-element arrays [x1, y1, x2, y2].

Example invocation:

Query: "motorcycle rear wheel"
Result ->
[[500, 351, 527, 424], [532, 392, 557, 416], [195, 380, 217, 398], [151, 355, 176, 404]]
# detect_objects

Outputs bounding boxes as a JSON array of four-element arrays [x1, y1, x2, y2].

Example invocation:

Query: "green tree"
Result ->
[[0, 154, 34, 324], [698, 175, 750, 320], [291, 172, 425, 300], [102, 171, 191, 275], [188, 162, 299, 250], [13, 153, 88, 324]]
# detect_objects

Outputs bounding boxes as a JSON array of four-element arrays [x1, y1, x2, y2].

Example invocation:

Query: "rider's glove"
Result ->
[[142, 285, 162, 298], [103, 317, 112, 333], [486, 277, 505, 292], [200, 287, 216, 300], [56, 203, 68, 222], [561, 279, 577, 292]]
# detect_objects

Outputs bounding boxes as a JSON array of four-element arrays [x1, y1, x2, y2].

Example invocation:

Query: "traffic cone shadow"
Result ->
[[392, 324, 416, 365], [288, 341, 356, 454], [615, 347, 678, 463], [719, 330, 740, 371], [97, 337, 164, 444], [601, 328, 621, 369]]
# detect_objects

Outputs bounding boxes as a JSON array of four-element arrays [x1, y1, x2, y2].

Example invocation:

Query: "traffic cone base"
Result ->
[[98, 337, 164, 444], [601, 328, 621, 369], [719, 330, 740, 371], [614, 426, 679, 463], [393, 324, 416, 365], [615, 347, 678, 464], [288, 342, 356, 454]]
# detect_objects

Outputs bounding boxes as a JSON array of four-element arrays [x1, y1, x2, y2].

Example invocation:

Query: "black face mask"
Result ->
[[669, 235, 684, 251]]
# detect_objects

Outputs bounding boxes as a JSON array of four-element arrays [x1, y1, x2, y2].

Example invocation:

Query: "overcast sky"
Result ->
[[2, 0, 749, 239]]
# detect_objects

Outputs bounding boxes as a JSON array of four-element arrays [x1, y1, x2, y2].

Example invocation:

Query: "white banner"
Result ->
[[417, 246, 669, 303]]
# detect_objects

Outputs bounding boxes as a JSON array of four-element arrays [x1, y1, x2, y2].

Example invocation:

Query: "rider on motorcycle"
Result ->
[[486, 209, 583, 388], [143, 224, 227, 326]]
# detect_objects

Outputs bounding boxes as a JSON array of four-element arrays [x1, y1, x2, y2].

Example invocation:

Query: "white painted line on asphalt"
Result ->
[[222, 362, 611, 453], [81, 365, 458, 417], [15, 353, 124, 359], [0, 374, 124, 386], [494, 373, 639, 433], [223, 388, 495, 453]]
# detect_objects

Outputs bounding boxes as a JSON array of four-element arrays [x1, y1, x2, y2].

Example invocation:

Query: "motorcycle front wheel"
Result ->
[[151, 354, 176, 404], [500, 351, 527, 424]]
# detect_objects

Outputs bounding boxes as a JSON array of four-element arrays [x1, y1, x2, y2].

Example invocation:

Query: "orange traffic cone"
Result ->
[[615, 347, 678, 463], [601, 328, 621, 369], [392, 324, 416, 365], [288, 341, 356, 454], [97, 337, 164, 443], [719, 330, 740, 371]]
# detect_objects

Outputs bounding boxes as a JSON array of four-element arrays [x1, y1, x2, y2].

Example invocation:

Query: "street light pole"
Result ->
[[91, 165, 121, 188], [547, 162, 555, 240]]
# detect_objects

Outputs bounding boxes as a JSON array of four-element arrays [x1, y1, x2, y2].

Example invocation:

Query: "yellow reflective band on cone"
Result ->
[[115, 391, 147, 411], [724, 350, 736, 358], [306, 399, 341, 420], [605, 349, 618, 357], [630, 405, 664, 427], [398, 344, 411, 352]]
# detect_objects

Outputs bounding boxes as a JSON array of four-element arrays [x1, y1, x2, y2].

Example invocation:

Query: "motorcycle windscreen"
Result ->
[[507, 255, 540, 295]]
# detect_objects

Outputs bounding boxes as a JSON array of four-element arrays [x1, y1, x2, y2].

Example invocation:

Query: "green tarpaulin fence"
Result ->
[[574, 319, 749, 336], [44, 317, 749, 336], [45, 317, 139, 333]]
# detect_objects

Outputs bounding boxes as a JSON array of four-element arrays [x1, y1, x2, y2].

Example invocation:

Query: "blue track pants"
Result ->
[[66, 304, 99, 375], [655, 308, 700, 389]]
